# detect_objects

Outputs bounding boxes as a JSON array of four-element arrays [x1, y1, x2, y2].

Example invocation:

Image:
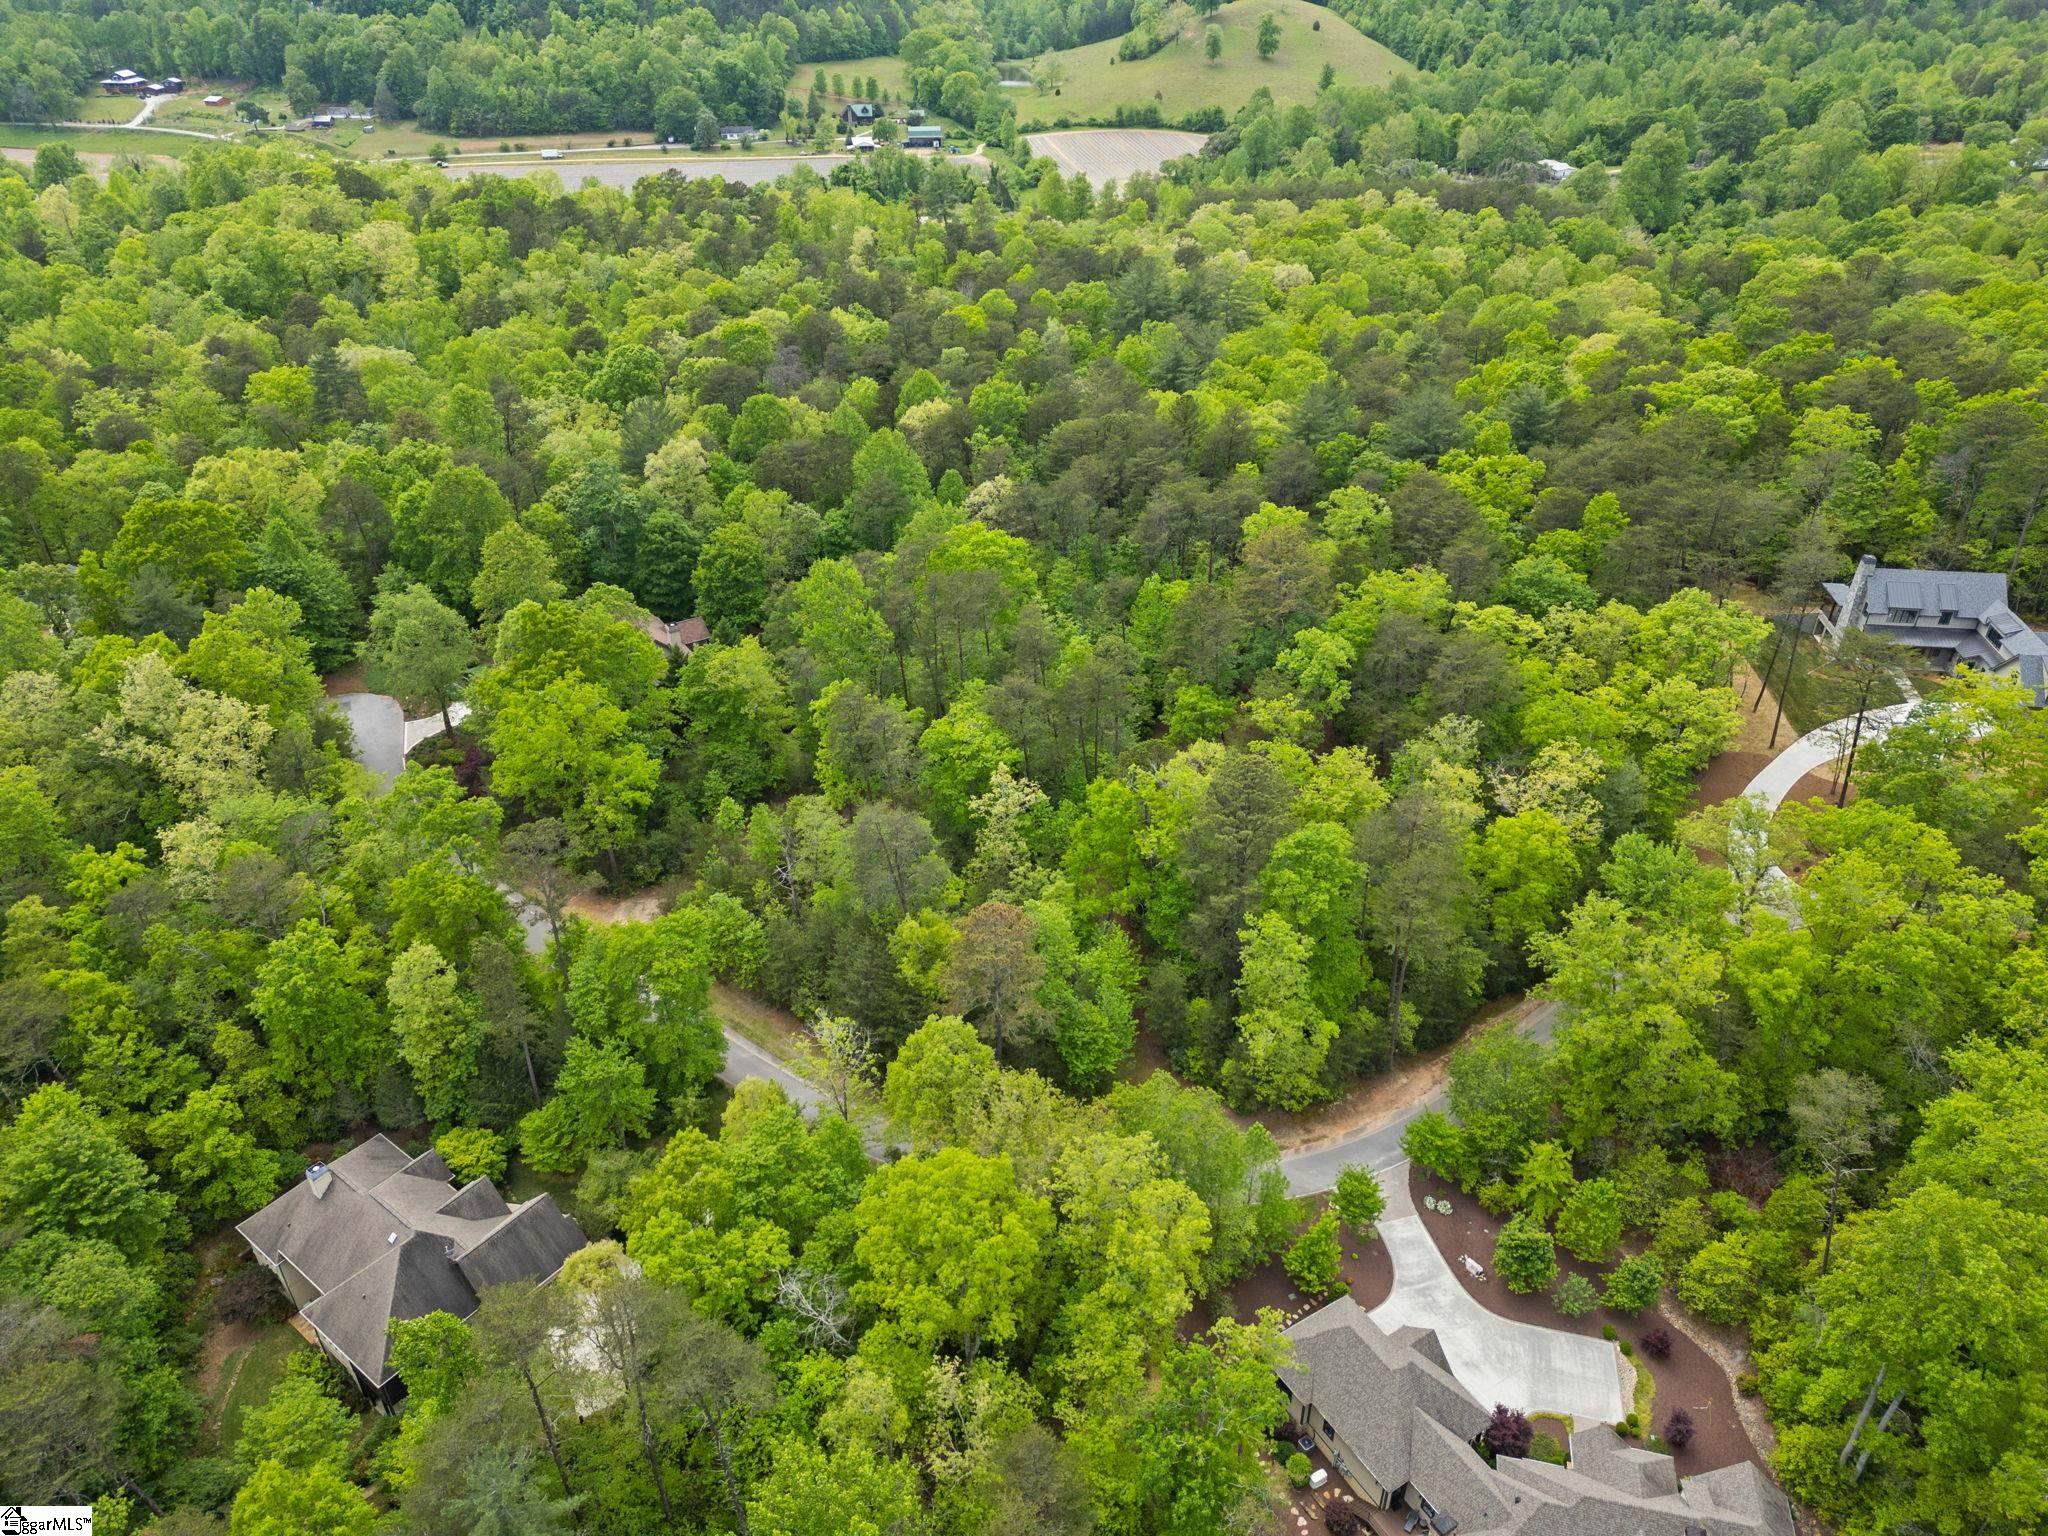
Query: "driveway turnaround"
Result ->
[[329, 692, 405, 787], [1368, 1178, 1626, 1423]]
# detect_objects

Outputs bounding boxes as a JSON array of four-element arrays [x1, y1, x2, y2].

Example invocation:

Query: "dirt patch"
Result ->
[[1408, 1165, 1766, 1477], [1689, 750, 1845, 816], [321, 661, 369, 697], [193, 1314, 264, 1406], [712, 981, 808, 1055], [566, 885, 674, 925]]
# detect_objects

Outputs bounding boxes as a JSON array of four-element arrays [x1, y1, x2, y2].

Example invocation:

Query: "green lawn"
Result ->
[[796, 55, 915, 109], [1007, 0, 1407, 127], [0, 124, 200, 157], [60, 93, 145, 124], [206, 1323, 310, 1453]]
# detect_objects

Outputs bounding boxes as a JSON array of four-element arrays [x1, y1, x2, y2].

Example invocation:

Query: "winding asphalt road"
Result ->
[[1277, 1000, 1563, 1196]]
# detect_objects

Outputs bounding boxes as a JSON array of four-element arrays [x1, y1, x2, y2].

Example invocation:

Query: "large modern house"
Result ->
[[1819, 554, 2048, 705], [236, 1135, 586, 1408], [1279, 1299, 1795, 1536]]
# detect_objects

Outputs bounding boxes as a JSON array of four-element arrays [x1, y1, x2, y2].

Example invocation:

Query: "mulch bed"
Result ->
[[1690, 748, 1844, 815], [1182, 1195, 1395, 1339], [1409, 1165, 1762, 1477]]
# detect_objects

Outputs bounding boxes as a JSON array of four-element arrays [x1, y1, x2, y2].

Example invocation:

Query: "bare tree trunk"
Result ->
[[700, 1406, 751, 1536], [1836, 687, 1870, 807], [2009, 490, 2045, 577], [520, 1362, 579, 1521], [1768, 617, 1804, 750], [633, 1378, 675, 1524]]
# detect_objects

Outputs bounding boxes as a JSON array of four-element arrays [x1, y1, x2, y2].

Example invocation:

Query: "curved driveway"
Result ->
[[1740, 700, 1916, 811], [1369, 1175, 1626, 1422]]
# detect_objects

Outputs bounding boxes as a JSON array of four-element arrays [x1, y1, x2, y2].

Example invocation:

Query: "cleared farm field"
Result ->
[[1010, 0, 1406, 128], [1027, 128, 1208, 185]]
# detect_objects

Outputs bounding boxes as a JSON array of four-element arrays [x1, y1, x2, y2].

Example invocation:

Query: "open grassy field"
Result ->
[[0, 125, 202, 158], [1028, 127, 1209, 184], [797, 54, 915, 109], [1007, 0, 1406, 127], [61, 94, 146, 124]]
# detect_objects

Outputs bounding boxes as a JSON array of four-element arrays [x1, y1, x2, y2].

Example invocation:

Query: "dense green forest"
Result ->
[[3, 0, 2048, 1526]]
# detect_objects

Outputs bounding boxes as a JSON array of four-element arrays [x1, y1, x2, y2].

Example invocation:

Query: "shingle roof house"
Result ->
[[1820, 553, 2048, 705], [236, 1135, 586, 1408], [1279, 1299, 1795, 1536]]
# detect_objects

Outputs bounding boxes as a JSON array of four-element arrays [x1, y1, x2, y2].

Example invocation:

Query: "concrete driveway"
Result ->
[[1741, 700, 1916, 810], [330, 692, 405, 787], [1367, 1175, 1626, 1423]]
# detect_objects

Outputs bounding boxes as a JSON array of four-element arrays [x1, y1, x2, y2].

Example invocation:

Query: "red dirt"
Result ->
[[321, 661, 368, 697], [1408, 1165, 1767, 1478]]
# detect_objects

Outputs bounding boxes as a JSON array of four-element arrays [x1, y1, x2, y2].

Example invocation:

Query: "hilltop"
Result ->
[[1007, 0, 1407, 128]]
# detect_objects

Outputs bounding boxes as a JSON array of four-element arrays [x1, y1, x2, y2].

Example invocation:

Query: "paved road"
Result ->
[[1277, 999, 1563, 1196], [1370, 1173, 1627, 1422]]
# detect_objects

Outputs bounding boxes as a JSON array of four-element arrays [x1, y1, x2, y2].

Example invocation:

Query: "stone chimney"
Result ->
[[1842, 553, 1879, 630]]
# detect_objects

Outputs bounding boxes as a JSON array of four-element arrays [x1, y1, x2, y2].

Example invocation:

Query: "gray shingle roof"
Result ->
[[456, 1199, 587, 1292], [301, 1232, 480, 1386], [1279, 1302, 1795, 1536], [1280, 1299, 1489, 1491], [237, 1133, 586, 1387]]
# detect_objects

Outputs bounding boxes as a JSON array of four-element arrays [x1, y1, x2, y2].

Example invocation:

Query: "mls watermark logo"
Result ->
[[0, 1509, 94, 1534]]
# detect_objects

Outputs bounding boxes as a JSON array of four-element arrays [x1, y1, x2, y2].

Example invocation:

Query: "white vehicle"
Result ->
[[541, 148, 565, 160]]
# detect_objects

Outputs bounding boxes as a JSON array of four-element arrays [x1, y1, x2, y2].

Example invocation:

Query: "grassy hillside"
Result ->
[[1008, 0, 1406, 128]]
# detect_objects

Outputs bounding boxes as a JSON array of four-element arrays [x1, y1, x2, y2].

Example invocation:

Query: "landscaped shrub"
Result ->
[[1553, 1272, 1599, 1317], [1601, 1253, 1664, 1314], [1483, 1404, 1533, 1459], [1334, 1165, 1385, 1235], [1495, 1213, 1557, 1294], [1286, 1452, 1313, 1487], [1477, 1178, 1517, 1214], [1639, 1328, 1674, 1360], [1286, 1213, 1344, 1297], [1556, 1178, 1624, 1262], [1528, 1433, 1568, 1465], [1325, 1509, 1366, 1536], [1664, 1409, 1696, 1449], [1403, 1110, 1473, 1187], [1616, 1413, 1641, 1438]]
